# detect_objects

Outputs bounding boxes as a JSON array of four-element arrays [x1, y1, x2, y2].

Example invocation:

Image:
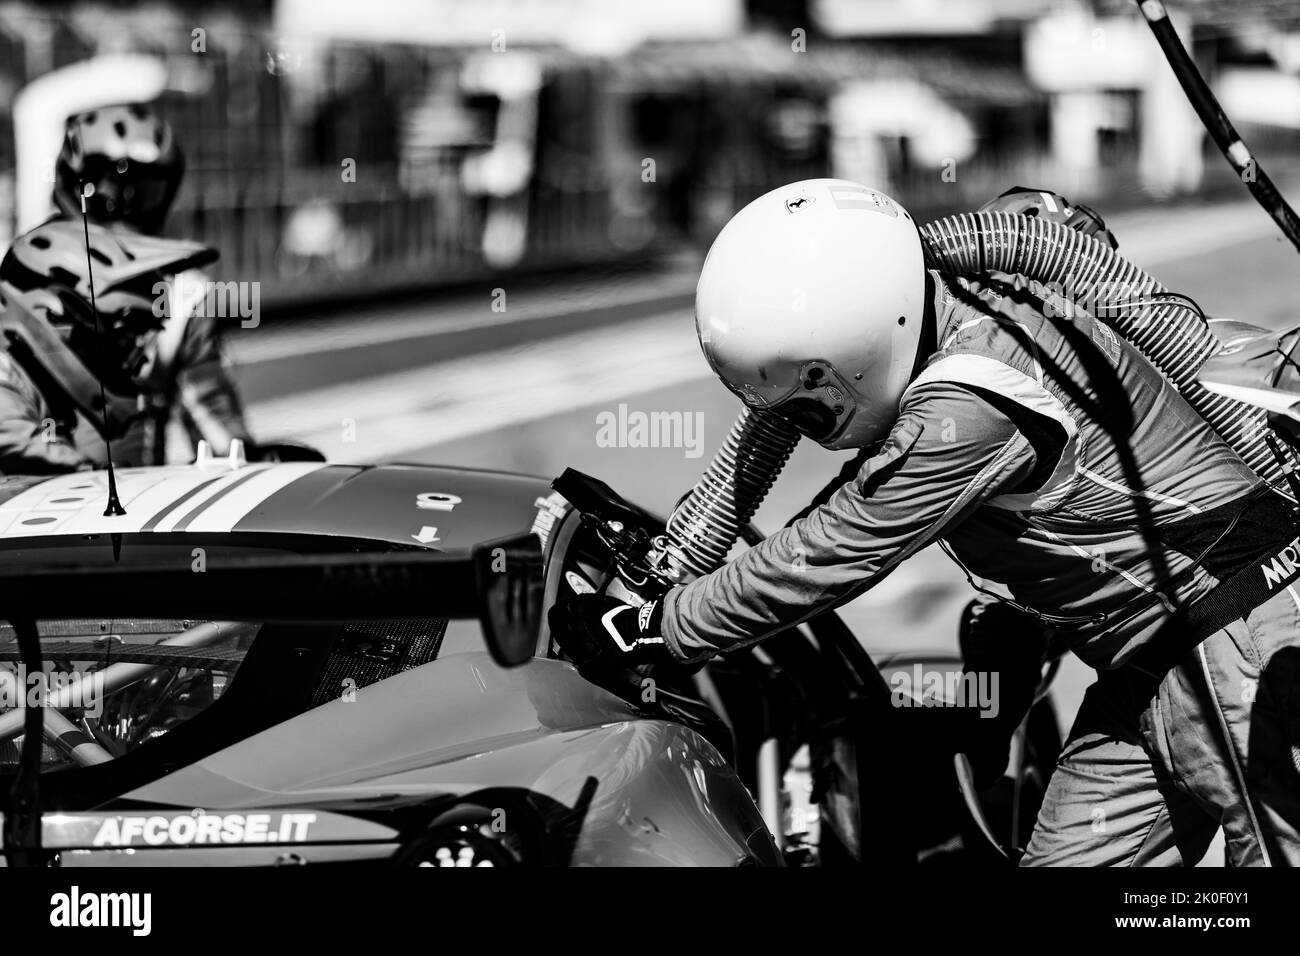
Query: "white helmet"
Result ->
[[695, 178, 927, 449]]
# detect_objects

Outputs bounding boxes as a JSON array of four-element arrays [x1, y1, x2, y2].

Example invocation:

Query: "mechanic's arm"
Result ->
[[0, 354, 89, 474], [660, 384, 1040, 662], [173, 309, 252, 456]]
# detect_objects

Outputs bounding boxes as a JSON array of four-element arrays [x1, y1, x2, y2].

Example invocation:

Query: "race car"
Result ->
[[0, 454, 779, 867], [0, 447, 1055, 867]]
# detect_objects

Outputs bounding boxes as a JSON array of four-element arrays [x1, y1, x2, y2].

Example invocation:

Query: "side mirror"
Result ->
[[473, 533, 544, 668], [552, 468, 656, 531]]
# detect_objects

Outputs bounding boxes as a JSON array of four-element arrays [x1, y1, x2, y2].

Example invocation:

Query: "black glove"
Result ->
[[549, 594, 675, 668]]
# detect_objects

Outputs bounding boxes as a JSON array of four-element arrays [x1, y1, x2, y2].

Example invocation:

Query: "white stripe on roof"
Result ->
[[0, 463, 323, 538]]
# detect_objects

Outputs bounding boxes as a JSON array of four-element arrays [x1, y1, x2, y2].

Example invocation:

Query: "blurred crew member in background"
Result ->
[[0, 103, 251, 473]]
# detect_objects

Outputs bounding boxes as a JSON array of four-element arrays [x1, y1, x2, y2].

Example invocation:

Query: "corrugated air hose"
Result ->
[[918, 210, 1281, 486], [662, 407, 801, 579]]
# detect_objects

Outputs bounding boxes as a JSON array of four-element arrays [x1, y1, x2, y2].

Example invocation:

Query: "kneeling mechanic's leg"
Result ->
[[1022, 673, 1217, 866], [1163, 593, 1300, 866]]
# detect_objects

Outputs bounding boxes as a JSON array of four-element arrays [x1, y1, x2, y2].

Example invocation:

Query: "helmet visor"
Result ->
[[78, 156, 180, 229]]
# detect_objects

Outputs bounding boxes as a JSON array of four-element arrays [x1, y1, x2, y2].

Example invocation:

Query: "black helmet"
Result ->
[[0, 218, 215, 399], [54, 104, 184, 235], [978, 186, 1119, 251]]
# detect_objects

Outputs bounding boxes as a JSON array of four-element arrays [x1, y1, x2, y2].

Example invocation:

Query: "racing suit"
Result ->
[[110, 267, 252, 467], [661, 269, 1300, 866], [0, 349, 87, 473], [0, 268, 250, 473]]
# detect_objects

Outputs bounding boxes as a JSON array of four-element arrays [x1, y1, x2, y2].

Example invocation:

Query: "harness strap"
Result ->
[[1126, 490, 1300, 682]]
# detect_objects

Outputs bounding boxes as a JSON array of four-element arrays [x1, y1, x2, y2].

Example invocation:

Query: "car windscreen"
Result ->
[[0, 532, 472, 803], [0, 614, 451, 777]]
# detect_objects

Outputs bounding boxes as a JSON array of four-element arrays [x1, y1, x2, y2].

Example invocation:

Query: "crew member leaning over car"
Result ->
[[0, 104, 250, 473], [553, 178, 1300, 867]]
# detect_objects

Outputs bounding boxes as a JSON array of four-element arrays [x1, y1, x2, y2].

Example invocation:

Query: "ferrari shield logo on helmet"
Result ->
[[784, 193, 816, 214]]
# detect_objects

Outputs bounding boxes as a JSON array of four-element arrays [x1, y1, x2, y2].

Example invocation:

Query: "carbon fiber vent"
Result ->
[[309, 618, 447, 708]]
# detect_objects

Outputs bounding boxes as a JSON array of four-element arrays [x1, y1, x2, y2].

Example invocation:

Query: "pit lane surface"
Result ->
[[231, 197, 1300, 864]]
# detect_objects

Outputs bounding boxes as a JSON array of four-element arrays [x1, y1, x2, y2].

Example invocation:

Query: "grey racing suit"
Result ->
[[0, 349, 87, 473], [103, 267, 252, 467], [0, 268, 250, 473], [661, 268, 1300, 866]]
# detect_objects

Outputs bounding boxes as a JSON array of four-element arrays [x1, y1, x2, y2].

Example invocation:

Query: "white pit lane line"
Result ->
[[246, 309, 702, 462], [228, 272, 699, 366]]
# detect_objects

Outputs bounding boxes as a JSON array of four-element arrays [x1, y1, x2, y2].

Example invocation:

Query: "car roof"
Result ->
[[0, 461, 556, 560]]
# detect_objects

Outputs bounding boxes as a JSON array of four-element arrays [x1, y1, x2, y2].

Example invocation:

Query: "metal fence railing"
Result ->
[[7, 6, 1283, 311]]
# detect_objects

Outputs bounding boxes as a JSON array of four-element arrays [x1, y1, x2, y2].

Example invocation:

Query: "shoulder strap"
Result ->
[[906, 352, 1080, 512]]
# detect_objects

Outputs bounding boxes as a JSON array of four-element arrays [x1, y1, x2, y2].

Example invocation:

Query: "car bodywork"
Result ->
[[0, 460, 779, 867]]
